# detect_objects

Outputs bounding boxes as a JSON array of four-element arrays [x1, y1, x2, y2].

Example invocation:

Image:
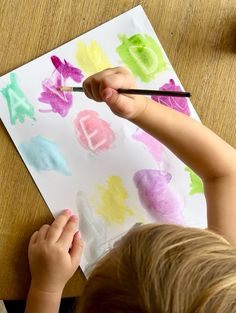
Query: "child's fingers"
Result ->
[[90, 78, 103, 102], [70, 231, 84, 265], [103, 88, 136, 118], [37, 225, 50, 241], [29, 231, 38, 245], [83, 67, 134, 102], [46, 209, 72, 242], [58, 215, 78, 249], [82, 80, 93, 100], [99, 72, 134, 97]]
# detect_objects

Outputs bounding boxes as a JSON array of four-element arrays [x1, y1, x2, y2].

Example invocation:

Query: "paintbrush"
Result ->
[[59, 86, 191, 98]]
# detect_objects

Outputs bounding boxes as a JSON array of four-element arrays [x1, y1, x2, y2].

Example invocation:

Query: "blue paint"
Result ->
[[19, 135, 70, 175]]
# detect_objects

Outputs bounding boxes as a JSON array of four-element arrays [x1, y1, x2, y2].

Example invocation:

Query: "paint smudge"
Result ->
[[76, 191, 107, 274], [39, 56, 83, 117], [51, 55, 84, 83], [76, 40, 112, 76], [133, 129, 163, 162], [134, 169, 183, 224], [96, 176, 134, 224], [152, 79, 190, 116], [0, 73, 35, 125], [185, 167, 204, 195], [74, 110, 115, 152], [38, 72, 72, 117], [19, 135, 70, 175], [116, 34, 167, 82]]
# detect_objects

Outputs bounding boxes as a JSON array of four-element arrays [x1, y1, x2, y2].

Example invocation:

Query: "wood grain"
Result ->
[[0, 0, 235, 300]]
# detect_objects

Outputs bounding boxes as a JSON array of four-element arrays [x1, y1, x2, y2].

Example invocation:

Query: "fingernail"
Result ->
[[64, 208, 71, 215], [71, 214, 78, 221]]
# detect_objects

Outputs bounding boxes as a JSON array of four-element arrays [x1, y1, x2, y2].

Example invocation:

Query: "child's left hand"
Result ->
[[28, 209, 83, 294]]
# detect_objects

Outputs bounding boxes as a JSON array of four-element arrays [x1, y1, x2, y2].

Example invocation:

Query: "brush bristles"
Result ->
[[59, 86, 73, 92]]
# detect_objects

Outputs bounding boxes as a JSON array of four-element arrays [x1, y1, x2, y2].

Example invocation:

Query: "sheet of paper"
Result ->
[[0, 5, 206, 272]]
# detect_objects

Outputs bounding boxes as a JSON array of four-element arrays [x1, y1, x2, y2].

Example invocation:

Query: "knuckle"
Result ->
[[90, 76, 98, 85], [66, 219, 77, 232], [116, 66, 128, 73], [51, 221, 60, 230], [82, 80, 88, 89], [66, 223, 76, 233], [40, 224, 49, 231], [117, 65, 124, 71], [102, 77, 111, 87]]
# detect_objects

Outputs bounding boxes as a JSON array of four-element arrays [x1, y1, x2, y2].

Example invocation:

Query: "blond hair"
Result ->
[[77, 224, 236, 313]]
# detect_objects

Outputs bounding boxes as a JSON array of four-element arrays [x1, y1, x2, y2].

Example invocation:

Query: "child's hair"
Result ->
[[77, 224, 236, 313]]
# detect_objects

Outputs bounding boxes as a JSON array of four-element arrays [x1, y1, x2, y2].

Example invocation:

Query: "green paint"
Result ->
[[185, 167, 204, 195], [0, 73, 35, 125], [96, 176, 134, 224], [116, 34, 167, 82]]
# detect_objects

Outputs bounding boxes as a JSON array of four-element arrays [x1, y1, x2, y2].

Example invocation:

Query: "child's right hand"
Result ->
[[82, 67, 147, 120]]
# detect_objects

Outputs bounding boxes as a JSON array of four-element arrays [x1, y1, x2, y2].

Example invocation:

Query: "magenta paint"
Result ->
[[51, 55, 84, 83], [133, 130, 163, 162], [152, 79, 190, 116], [38, 72, 73, 117]]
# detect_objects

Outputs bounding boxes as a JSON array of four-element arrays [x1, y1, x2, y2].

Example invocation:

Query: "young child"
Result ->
[[25, 67, 236, 313]]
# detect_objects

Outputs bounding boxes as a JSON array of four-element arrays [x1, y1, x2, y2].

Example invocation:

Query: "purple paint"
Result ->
[[38, 73, 72, 117], [133, 130, 163, 162], [152, 79, 190, 116], [51, 55, 84, 83], [39, 56, 84, 117], [134, 169, 184, 224]]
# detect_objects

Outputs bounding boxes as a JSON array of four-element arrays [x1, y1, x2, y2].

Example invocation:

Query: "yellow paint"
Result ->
[[76, 40, 112, 76], [96, 176, 134, 224]]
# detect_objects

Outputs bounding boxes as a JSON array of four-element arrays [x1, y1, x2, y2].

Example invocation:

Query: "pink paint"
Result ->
[[133, 130, 163, 162], [51, 55, 84, 83], [134, 169, 184, 224], [152, 79, 190, 116], [38, 73, 72, 117], [74, 110, 115, 152]]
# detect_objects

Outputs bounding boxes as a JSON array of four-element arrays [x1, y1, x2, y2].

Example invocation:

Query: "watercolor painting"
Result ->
[[134, 169, 183, 224], [0, 73, 35, 125], [74, 110, 115, 152], [38, 56, 83, 117], [95, 176, 134, 224], [76, 191, 107, 271], [133, 129, 163, 162], [0, 6, 207, 272], [19, 135, 70, 175], [151, 79, 190, 115], [185, 167, 204, 195], [117, 34, 167, 82], [76, 40, 112, 76]]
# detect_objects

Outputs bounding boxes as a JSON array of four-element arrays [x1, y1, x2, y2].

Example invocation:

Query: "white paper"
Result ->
[[0, 6, 207, 272]]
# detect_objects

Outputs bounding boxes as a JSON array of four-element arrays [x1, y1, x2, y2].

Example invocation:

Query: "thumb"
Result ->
[[102, 87, 135, 118]]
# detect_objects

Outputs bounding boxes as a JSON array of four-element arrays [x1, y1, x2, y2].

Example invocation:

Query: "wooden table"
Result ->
[[0, 0, 235, 300]]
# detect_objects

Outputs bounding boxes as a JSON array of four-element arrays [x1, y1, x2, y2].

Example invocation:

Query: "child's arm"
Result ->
[[83, 67, 236, 246], [25, 210, 83, 313]]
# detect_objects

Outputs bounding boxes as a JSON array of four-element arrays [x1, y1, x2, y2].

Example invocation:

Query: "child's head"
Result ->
[[78, 224, 236, 313]]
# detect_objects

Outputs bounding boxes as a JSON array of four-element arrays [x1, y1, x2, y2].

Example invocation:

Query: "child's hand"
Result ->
[[83, 67, 147, 120], [28, 209, 83, 294]]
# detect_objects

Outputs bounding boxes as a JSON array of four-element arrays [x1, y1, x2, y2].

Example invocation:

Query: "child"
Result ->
[[25, 67, 236, 313]]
